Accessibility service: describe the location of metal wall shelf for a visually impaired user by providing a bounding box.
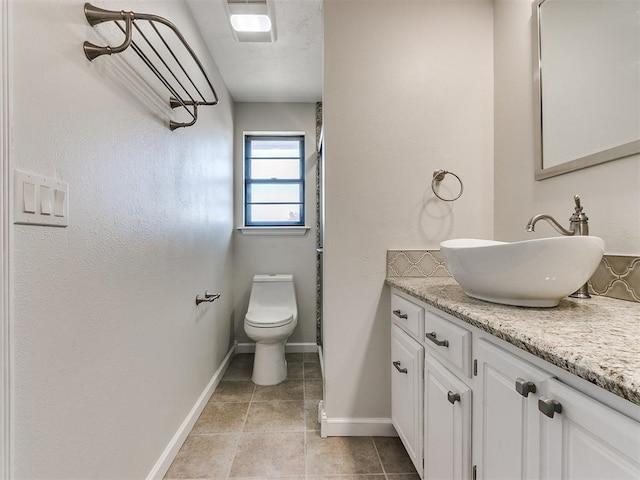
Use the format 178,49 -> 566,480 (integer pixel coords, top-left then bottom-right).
82,3 -> 219,130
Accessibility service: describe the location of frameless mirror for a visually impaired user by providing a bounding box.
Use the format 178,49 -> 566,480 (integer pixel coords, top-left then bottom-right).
534,0 -> 640,180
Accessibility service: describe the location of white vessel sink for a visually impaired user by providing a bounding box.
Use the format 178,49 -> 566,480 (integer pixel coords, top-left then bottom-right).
440,236 -> 605,307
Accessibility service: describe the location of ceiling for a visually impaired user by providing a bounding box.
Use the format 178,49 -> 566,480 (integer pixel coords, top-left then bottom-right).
187,0 -> 323,103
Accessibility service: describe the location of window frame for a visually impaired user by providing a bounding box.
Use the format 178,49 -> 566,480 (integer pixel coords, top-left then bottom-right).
243,133 -> 306,227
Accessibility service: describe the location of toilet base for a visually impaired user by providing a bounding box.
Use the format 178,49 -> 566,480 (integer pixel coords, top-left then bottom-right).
252,341 -> 287,386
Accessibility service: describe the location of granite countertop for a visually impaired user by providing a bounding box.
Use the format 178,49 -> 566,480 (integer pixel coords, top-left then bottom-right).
386,276 -> 640,407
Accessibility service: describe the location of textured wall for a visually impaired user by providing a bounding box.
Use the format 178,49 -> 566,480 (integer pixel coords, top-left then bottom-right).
232,103 -> 318,345
11,0 -> 234,477
493,0 -> 640,255
323,0 -> 494,421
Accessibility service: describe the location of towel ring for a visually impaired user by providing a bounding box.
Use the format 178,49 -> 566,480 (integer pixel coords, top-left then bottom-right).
431,169 -> 463,202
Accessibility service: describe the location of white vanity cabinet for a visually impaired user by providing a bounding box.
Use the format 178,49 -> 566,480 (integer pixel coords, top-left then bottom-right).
391,291 -> 473,480
391,325 -> 424,474
391,295 -> 425,475
474,338 -> 554,480
424,352 -> 472,480
474,336 -> 640,480
389,287 -> 640,480
423,308 -> 473,480
540,378 -> 640,479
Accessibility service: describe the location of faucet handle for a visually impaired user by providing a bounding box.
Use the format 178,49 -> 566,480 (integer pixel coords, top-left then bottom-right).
570,194 -> 589,231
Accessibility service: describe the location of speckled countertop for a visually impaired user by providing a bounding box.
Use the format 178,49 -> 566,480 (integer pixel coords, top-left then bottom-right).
386,276 -> 640,407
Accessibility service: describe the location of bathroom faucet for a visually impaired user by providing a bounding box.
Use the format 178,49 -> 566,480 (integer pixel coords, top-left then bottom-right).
525,195 -> 591,299
526,194 -> 589,237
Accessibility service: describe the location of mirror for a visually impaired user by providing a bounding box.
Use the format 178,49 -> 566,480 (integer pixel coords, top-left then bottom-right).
534,0 -> 640,180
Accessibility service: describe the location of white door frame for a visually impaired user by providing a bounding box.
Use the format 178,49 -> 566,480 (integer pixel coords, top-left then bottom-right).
1,0 -> 11,476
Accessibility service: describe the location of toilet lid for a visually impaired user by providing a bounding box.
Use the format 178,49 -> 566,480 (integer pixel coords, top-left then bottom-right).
245,307 -> 294,328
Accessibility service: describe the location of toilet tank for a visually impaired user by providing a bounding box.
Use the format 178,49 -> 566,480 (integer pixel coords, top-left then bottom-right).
249,274 -> 297,313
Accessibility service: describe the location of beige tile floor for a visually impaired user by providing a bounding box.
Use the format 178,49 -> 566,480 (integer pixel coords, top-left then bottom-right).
165,352 -> 419,480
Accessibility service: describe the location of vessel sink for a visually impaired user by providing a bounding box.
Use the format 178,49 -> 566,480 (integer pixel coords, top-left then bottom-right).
439,236 -> 605,307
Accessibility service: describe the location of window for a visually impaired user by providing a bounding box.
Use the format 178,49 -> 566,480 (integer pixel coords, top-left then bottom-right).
244,134 -> 305,226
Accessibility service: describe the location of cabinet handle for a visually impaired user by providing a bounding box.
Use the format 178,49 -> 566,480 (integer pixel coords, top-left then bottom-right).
447,391 -> 461,404
392,361 -> 408,374
426,332 -> 449,347
393,309 -> 408,319
515,378 -> 537,397
538,396 -> 562,418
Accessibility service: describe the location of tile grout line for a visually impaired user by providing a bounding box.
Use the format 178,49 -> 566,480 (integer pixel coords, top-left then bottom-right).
371,437 -> 389,479
223,362 -> 256,480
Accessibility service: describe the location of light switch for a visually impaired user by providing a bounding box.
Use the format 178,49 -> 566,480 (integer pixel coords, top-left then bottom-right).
23,182 -> 36,213
14,169 -> 68,227
40,186 -> 53,215
54,189 -> 66,217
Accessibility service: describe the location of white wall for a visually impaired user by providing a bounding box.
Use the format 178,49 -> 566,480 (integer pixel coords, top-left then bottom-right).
10,0 -> 234,477
494,0 -> 640,255
232,103 -> 318,345
323,0 -> 494,422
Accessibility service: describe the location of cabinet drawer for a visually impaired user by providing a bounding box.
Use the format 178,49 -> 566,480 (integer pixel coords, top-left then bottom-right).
391,293 -> 425,340
424,309 -> 472,376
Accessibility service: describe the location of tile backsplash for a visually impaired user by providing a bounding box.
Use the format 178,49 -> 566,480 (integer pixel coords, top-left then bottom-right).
590,255 -> 640,303
387,250 -> 451,278
387,249 -> 640,304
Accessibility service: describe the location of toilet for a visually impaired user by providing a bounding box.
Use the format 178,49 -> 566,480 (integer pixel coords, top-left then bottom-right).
244,274 -> 298,386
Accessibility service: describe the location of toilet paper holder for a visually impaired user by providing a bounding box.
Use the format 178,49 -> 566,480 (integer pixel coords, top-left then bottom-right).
195,291 -> 221,305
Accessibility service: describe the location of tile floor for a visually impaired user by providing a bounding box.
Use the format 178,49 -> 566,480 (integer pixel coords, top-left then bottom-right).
165,352 -> 419,480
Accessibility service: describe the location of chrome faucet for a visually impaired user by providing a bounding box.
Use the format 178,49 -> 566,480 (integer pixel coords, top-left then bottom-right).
525,195 -> 591,299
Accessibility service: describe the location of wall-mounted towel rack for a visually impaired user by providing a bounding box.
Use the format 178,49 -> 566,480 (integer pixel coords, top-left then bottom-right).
82,3 -> 219,130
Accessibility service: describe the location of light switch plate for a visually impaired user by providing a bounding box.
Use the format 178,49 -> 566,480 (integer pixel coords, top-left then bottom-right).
14,169 -> 68,227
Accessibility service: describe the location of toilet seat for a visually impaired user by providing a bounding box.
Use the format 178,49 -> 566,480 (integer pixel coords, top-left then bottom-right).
245,307 -> 293,328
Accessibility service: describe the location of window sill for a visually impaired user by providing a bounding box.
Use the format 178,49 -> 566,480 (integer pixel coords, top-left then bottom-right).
237,226 -> 311,236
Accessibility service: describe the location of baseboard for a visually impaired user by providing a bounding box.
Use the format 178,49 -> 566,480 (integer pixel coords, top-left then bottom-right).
146,344 -> 236,480
236,342 -> 318,354
319,407 -> 397,437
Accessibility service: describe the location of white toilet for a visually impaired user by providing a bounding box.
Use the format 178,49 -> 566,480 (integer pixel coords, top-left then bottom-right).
244,274 -> 298,386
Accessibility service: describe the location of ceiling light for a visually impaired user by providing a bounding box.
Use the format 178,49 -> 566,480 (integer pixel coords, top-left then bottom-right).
225,0 -> 277,43
230,14 -> 272,33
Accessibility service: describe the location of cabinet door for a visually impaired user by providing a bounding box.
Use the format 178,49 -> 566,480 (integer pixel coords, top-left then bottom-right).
391,324 -> 424,475
541,378 -> 640,480
475,339 -> 553,480
424,353 -> 471,480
